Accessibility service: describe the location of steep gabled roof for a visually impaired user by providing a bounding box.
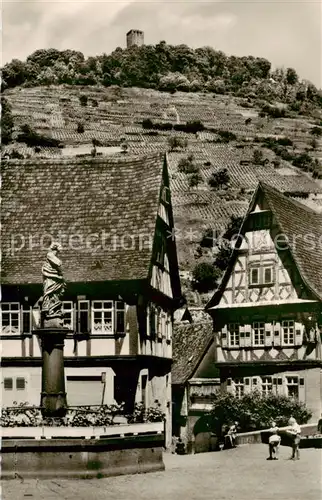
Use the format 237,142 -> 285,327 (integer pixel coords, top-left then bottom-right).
206,182 -> 322,309
1,154 -> 165,285
172,321 -> 214,385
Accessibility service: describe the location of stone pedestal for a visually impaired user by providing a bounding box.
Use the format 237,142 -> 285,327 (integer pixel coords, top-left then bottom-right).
34,328 -> 70,418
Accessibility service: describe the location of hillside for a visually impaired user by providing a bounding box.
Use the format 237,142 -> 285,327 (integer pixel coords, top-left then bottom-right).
2,84 -> 322,304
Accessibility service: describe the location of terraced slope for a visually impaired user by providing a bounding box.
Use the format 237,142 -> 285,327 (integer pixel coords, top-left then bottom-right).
3,85 -> 322,278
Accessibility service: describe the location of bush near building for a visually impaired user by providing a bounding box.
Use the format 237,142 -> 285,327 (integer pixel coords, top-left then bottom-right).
192,262 -> 220,292
207,391 -> 312,435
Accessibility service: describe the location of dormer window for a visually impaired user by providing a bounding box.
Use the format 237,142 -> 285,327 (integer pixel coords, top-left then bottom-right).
250,267 -> 260,285
249,264 -> 274,286
263,266 -> 273,284
161,186 -> 171,205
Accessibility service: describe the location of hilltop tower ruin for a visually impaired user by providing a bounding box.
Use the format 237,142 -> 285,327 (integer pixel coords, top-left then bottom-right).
126,29 -> 144,48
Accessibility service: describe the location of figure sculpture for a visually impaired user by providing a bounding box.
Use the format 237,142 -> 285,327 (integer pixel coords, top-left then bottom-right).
41,242 -> 66,328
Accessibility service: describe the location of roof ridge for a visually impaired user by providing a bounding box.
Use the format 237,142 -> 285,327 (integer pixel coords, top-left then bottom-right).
2,152 -> 165,166
259,181 -> 322,217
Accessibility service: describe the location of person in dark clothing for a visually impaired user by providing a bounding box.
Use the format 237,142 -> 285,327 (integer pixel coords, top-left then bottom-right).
317,413 -> 322,434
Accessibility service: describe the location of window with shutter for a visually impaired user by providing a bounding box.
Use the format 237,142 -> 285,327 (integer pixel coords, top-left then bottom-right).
16,378 -> 26,390
4,378 -> 13,390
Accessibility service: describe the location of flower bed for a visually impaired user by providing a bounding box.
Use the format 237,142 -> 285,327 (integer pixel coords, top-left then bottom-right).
0,401 -> 165,428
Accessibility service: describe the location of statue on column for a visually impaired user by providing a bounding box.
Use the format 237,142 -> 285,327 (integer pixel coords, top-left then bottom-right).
41,242 -> 66,328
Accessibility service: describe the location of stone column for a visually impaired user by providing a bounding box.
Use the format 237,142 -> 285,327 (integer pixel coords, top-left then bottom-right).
35,328 -> 68,417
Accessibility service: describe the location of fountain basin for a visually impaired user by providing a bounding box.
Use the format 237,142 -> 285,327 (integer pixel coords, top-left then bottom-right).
1,422 -> 165,479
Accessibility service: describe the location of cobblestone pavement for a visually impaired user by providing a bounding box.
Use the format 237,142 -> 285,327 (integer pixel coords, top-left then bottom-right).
1,445 -> 321,500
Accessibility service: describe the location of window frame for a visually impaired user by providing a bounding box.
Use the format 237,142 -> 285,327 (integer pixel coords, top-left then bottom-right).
249,267 -> 260,286
0,302 -> 20,334
253,321 -> 265,346
261,376 -> 273,396
91,300 -> 126,335
263,266 -> 274,285
286,376 -> 299,399
249,263 -> 275,287
62,301 -> 74,330
234,378 -> 245,399
282,320 -> 295,345
228,323 -> 240,347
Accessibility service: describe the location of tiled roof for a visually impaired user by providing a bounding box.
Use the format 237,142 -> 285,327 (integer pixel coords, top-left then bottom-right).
261,182 -> 322,301
1,154 -> 165,284
172,321 -> 214,385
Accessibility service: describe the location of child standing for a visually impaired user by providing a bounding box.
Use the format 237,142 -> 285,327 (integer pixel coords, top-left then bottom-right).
287,417 -> 301,460
267,421 -> 281,460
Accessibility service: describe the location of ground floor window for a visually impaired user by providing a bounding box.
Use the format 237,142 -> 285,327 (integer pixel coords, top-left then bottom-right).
261,376 -> 273,395
0,303 -> 20,334
286,376 -> 299,399
234,378 -> 244,399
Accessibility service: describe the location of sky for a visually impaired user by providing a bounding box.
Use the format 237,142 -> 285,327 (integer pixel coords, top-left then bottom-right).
2,0 -> 322,88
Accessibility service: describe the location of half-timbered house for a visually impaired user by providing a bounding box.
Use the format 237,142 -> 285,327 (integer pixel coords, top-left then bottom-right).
1,153 -> 181,446
206,182 -> 322,420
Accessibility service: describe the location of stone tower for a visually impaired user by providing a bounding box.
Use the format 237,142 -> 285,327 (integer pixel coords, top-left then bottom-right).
126,29 -> 144,48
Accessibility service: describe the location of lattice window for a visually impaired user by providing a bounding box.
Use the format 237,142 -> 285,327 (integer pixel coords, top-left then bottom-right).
91,301 -> 125,334
282,320 -> 295,345
234,378 -> 244,399
250,267 -> 260,285
228,323 -> 240,347
286,376 -> 299,399
263,266 -> 273,284
78,301 -> 90,333
62,301 -> 73,329
4,378 -> 13,390
0,303 -> 20,334
253,322 -> 265,346
261,376 -> 273,395
16,377 -> 26,390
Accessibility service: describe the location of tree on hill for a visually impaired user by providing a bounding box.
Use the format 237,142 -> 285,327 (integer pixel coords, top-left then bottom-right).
1,97 -> 14,145
208,168 -> 230,189
286,67 -> 298,85
192,262 -> 220,293
189,172 -> 203,188
310,126 -> 322,137
178,154 -> 199,174
168,136 -> 187,151
252,149 -> 264,165
2,45 -> 321,115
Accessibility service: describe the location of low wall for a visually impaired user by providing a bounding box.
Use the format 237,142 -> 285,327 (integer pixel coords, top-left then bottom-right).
1,421 -> 164,439
236,423 -> 318,446
1,434 -> 164,479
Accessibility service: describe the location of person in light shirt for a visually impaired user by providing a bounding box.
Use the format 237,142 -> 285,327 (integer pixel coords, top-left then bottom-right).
287,417 -> 301,460
267,421 -> 281,460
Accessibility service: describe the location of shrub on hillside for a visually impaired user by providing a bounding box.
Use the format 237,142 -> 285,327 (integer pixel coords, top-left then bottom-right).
215,130 -> 237,143
207,391 -> 312,435
252,149 -> 264,165
261,104 -> 286,118
168,136 -> 187,151
208,168 -> 230,189
79,94 -> 88,106
292,152 -> 313,171
189,172 -> 203,187
192,262 -> 220,293
17,124 -> 62,148
1,97 -> 14,144
77,122 -> 85,133
142,118 -> 154,129
310,126 -> 322,137
178,154 -> 199,174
